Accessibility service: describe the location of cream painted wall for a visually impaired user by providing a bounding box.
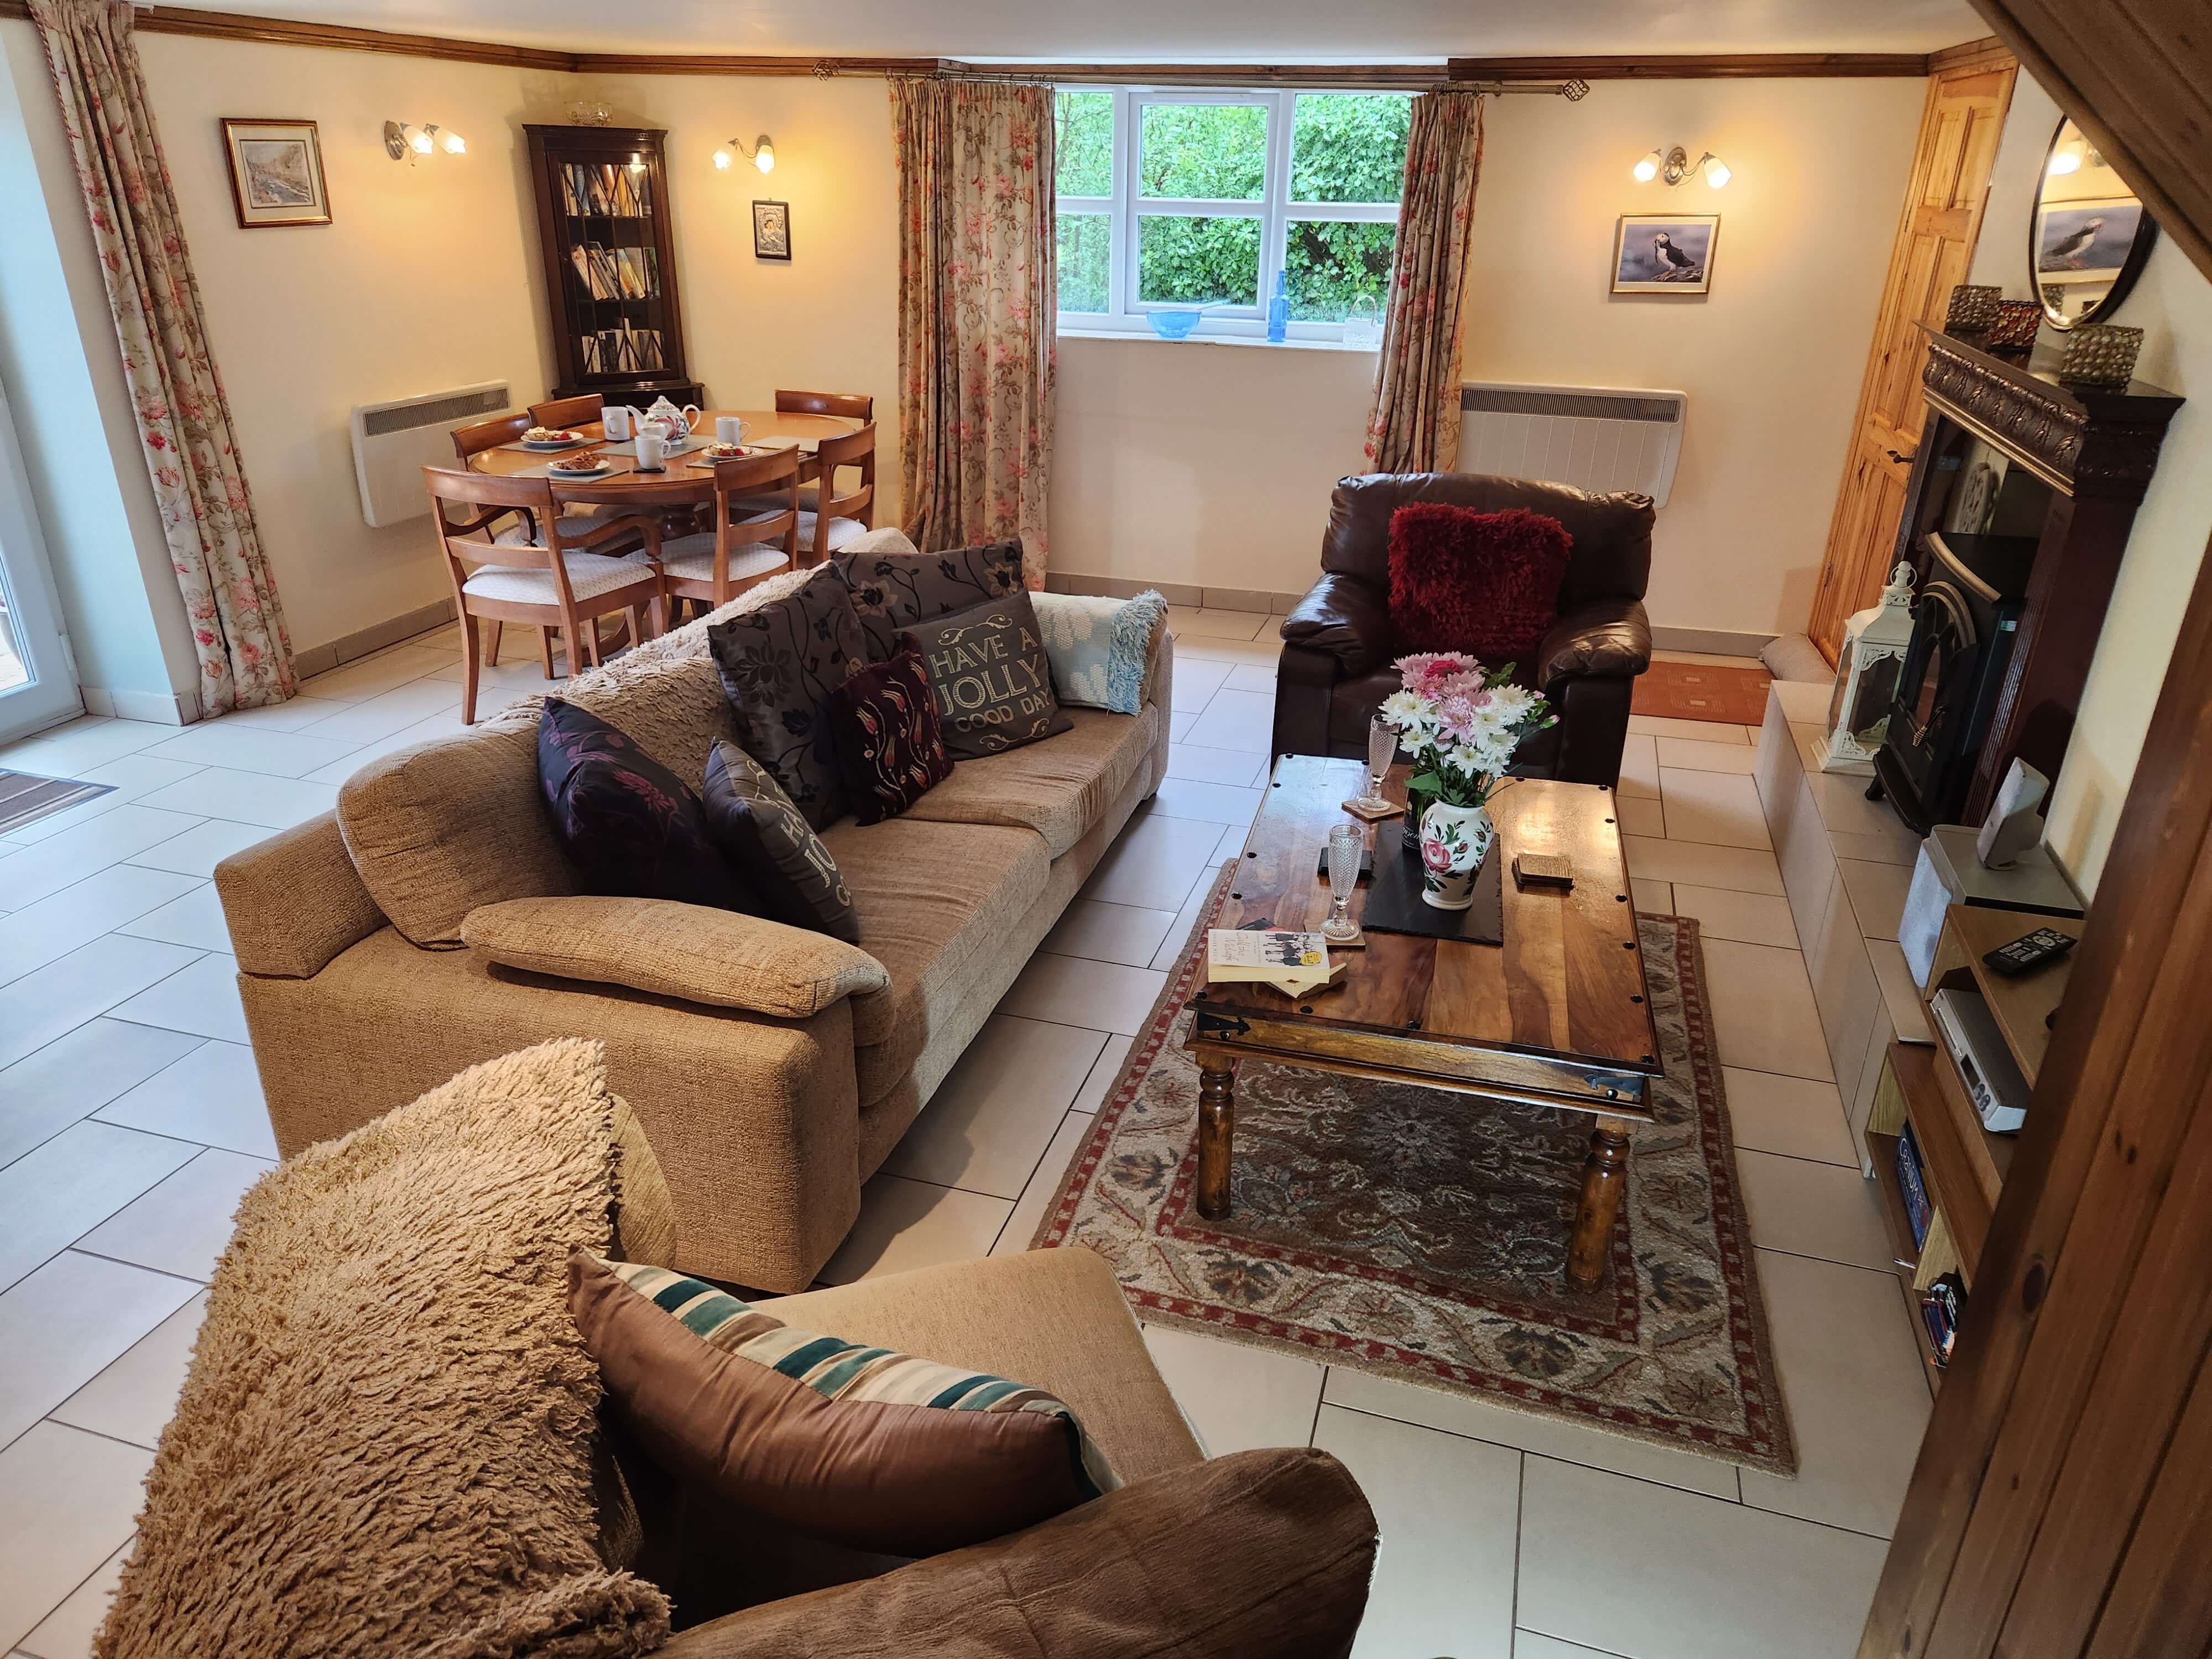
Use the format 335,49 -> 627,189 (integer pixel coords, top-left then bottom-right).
133,35 -> 561,658
1461,77 -> 1927,639
572,72 -> 903,522
6,37 -> 905,672
1051,333 -> 1374,598
1966,75 -> 2212,896
1048,77 -> 1928,633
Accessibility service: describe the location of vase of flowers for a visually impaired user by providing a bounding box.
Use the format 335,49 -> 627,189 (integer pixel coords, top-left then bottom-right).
1380,652 -> 1556,911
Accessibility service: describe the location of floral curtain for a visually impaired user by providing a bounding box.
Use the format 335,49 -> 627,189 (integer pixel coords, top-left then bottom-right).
1364,90 -> 1486,477
889,77 -> 1056,588
29,0 -> 295,712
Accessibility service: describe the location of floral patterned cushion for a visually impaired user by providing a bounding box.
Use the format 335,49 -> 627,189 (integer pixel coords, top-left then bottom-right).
535,701 -> 756,915
834,540 -> 1025,662
707,567 -> 868,832
828,637 -> 953,826
700,740 -> 860,943
909,592 -> 1073,760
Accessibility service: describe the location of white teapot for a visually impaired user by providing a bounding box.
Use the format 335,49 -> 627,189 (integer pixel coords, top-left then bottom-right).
638,397 -> 701,444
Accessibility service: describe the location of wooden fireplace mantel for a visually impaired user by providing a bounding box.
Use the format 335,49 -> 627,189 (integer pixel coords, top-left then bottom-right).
1902,326 -> 2182,822
1918,326 -> 2183,497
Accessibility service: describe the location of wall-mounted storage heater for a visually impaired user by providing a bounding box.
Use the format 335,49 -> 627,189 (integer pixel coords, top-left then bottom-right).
349,382 -> 512,528
1455,382 -> 1688,508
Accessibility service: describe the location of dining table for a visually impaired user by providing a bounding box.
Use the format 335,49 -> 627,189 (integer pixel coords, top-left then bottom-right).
466,406 -> 863,508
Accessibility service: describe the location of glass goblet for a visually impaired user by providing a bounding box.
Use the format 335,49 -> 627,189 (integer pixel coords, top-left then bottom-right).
1360,714 -> 1399,812
1323,822 -> 1363,943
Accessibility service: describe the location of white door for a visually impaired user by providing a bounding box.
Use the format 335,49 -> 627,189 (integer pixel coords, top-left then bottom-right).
0,375 -> 82,745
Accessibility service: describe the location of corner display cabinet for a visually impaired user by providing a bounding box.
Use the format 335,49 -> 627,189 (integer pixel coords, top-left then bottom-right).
524,125 -> 703,408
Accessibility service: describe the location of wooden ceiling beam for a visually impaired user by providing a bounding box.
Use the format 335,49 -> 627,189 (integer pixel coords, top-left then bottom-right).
0,3 -> 1996,84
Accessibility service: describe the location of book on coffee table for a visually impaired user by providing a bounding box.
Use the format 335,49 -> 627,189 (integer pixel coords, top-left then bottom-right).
1206,929 -> 1335,996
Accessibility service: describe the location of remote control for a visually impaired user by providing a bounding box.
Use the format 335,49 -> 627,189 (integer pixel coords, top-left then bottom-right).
1983,926 -> 2076,977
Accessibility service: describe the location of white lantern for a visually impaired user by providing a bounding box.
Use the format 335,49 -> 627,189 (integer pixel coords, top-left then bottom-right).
1822,561 -> 1916,772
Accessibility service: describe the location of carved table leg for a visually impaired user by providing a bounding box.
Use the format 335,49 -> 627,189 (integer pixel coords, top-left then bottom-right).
1567,1121 -> 1634,1290
1196,1057 -> 1238,1220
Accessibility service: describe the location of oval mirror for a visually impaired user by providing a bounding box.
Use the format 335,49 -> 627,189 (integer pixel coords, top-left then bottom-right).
2031,116 -> 2158,330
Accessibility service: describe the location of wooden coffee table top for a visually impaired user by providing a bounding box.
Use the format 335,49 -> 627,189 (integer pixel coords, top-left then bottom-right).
1199,756 -> 1662,1083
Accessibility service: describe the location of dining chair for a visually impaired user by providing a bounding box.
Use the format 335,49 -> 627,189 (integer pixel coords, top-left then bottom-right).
528,393 -> 605,431
421,466 -> 666,723
448,411 -> 541,667
739,392 -> 874,517
775,389 -> 874,422
649,449 -> 801,620
795,422 -> 877,564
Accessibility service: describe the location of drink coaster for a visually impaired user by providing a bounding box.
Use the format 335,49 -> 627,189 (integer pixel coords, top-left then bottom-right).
1342,796 -> 1402,823
1321,926 -> 1367,949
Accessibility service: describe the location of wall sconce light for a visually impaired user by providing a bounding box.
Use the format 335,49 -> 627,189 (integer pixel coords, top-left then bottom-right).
713,134 -> 776,175
1633,145 -> 1730,189
384,121 -> 466,161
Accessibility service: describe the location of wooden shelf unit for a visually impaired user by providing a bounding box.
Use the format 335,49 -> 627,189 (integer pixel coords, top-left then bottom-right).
1865,903 -> 2080,1377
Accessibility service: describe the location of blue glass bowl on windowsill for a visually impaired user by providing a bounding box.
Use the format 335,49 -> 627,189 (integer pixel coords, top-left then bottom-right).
1147,308 -> 1205,340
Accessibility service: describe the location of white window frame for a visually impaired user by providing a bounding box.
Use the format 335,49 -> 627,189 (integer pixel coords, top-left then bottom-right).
1053,85 -> 1405,343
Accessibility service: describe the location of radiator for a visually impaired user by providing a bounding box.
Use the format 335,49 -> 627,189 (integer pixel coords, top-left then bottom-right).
349,381 -> 511,528
1455,382 -> 1688,508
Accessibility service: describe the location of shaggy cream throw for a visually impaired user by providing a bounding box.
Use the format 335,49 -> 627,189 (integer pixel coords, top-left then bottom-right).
95,1039 -> 672,1659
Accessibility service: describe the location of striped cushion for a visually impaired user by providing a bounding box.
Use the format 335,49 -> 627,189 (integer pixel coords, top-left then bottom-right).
572,1252 -> 1120,1554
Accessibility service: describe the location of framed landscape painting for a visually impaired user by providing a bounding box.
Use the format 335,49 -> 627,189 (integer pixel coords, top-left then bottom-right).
221,119 -> 330,228
1613,213 -> 1718,295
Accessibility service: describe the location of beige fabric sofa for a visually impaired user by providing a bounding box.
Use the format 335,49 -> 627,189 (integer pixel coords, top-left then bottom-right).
218,571 -> 1173,1292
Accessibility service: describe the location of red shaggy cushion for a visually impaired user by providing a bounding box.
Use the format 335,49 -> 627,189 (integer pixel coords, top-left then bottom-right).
1387,503 -> 1574,667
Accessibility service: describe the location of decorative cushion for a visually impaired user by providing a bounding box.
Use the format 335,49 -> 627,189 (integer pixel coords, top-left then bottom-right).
655,533 -> 790,587
834,539 -> 1025,661
92,1041 -> 672,1659
462,895 -> 885,1017
706,566 -> 867,831
909,592 -> 1072,760
1387,503 -> 1574,664
569,1251 -> 1120,1558
700,739 -> 861,942
1032,590 -> 1166,715
536,700 -> 757,914
465,550 -> 649,604
828,636 -> 953,825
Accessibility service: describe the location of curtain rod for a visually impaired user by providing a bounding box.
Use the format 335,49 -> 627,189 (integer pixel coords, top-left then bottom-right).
906,67 -> 1590,99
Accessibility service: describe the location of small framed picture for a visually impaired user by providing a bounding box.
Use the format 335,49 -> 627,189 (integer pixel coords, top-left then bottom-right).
1612,213 -> 1718,295
2034,195 -> 2145,287
220,118 -> 330,228
752,199 -> 791,262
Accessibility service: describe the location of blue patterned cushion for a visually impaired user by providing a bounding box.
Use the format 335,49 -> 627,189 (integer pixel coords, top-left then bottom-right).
1032,591 -> 1166,715
535,700 -> 755,914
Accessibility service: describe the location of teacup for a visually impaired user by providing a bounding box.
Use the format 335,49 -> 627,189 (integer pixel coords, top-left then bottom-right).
715,415 -> 747,446
634,432 -> 667,471
602,405 -> 634,441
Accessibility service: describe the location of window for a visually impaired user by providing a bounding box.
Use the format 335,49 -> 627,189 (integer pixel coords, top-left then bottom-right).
1054,87 -> 1410,342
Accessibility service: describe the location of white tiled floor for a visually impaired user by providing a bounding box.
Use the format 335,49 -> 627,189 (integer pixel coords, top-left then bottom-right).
0,622 -> 1923,1657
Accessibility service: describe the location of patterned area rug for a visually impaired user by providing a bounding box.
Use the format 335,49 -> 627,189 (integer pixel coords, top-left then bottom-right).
0,769 -> 112,835
1032,869 -> 1797,1476
1631,659 -> 1773,726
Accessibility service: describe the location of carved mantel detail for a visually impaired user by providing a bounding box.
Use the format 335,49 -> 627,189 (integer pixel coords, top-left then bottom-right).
1922,331 -> 2177,496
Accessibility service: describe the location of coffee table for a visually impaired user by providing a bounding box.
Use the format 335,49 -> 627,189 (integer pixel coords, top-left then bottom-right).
1186,755 -> 1662,1290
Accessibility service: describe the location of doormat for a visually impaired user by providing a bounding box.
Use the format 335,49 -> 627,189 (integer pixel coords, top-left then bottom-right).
0,769 -> 112,835
1030,866 -> 1797,1476
1632,660 -> 1773,726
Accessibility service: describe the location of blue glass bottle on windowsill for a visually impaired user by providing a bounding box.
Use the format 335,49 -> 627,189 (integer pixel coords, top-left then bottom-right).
1267,269 -> 1288,343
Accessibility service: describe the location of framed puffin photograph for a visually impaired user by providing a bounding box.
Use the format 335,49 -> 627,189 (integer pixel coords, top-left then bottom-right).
1613,214 -> 1719,295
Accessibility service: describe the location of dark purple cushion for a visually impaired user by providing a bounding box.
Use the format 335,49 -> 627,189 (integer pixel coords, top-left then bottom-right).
536,700 -> 757,914
829,636 -> 953,826
834,541 -> 1025,662
707,567 -> 868,832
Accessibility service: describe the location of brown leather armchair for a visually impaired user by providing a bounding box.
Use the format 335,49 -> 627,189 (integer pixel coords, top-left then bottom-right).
1272,473 -> 1655,786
